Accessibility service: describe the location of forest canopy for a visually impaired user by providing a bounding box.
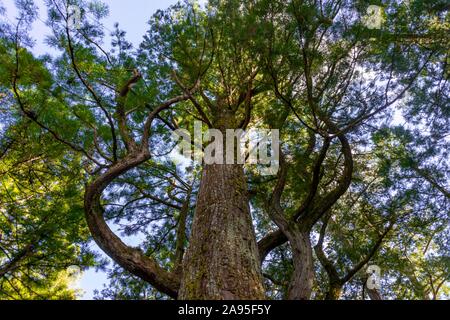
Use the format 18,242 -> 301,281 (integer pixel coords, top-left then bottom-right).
0,0 -> 449,300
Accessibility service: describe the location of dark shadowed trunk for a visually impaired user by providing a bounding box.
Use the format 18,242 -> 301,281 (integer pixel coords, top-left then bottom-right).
367,288 -> 382,300
179,164 -> 265,299
325,283 -> 343,300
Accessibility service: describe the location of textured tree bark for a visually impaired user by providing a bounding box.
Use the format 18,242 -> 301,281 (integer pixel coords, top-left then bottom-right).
286,230 -> 314,300
179,164 -> 265,300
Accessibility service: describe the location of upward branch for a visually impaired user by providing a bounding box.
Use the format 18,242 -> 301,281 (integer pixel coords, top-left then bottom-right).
83,86 -> 190,298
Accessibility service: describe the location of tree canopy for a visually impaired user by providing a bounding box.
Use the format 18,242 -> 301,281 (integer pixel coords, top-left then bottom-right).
0,0 -> 448,300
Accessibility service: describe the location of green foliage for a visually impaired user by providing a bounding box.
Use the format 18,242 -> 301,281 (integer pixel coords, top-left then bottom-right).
0,0 -> 448,300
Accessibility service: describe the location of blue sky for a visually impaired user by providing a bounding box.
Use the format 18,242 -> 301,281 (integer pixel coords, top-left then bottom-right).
1,0 -> 194,300
2,0 -> 183,54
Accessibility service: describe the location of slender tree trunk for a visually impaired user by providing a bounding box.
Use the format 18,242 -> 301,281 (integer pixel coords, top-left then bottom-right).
269,156 -> 315,300
287,230 -> 314,300
367,288 -> 382,300
325,283 -> 343,300
179,164 -> 265,300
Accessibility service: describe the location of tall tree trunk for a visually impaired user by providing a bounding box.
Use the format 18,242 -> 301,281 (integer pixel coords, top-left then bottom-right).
179,108 -> 265,299
179,164 -> 265,300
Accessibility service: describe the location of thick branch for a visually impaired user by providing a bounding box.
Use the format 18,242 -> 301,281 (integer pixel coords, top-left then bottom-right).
84,151 -> 180,298
257,229 -> 288,264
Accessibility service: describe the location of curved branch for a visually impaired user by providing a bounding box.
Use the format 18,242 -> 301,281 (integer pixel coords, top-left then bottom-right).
294,137 -> 331,221
313,214 -> 341,285
268,153 -> 315,300
258,229 -> 288,264
142,94 -> 191,147
334,51 -> 435,137
84,95 -> 190,299
62,12 -> 118,162
301,131 -> 353,228
84,151 -> 180,298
